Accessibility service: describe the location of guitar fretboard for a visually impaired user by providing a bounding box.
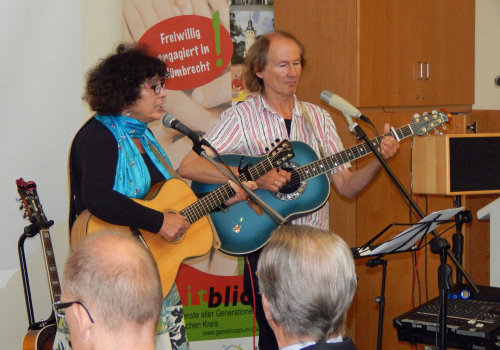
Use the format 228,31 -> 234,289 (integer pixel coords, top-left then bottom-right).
40,229 -> 61,305
295,122 -> 421,181
180,158 -> 275,223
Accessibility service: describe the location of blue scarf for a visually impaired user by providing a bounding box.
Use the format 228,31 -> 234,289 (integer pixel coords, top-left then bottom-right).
95,114 -> 172,198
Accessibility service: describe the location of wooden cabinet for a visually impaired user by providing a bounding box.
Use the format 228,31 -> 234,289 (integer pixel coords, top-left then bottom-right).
359,0 -> 474,107
274,1 -> 475,349
275,0 -> 475,108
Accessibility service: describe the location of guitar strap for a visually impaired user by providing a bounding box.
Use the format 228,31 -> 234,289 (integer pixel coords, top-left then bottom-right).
299,101 -> 327,159
147,140 -> 221,249
147,139 -> 180,180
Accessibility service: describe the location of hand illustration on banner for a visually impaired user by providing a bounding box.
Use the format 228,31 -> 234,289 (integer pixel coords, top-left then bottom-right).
123,0 -> 231,166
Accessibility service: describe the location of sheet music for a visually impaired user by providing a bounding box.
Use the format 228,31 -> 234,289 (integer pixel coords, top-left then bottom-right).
357,207 -> 464,257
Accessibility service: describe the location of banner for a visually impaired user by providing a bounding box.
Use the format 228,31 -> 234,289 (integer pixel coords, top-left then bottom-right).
122,1 -> 274,348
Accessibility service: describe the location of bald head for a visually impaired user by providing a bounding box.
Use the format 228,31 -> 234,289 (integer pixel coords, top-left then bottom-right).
63,233 -> 162,330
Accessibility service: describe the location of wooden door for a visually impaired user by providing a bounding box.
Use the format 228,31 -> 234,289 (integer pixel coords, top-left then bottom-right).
358,0 -> 423,107
359,0 -> 475,107
420,0 -> 475,105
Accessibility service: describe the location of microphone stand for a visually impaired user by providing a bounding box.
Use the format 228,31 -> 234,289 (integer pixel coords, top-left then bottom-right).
366,257 -> 387,350
347,119 -> 478,350
451,196 -> 472,284
190,142 -> 288,227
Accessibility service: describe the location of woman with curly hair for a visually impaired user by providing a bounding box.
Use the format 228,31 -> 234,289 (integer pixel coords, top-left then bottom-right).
54,44 -> 248,350
50,43 -> 189,350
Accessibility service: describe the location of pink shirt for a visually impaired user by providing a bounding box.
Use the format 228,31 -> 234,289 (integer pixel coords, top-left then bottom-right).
205,94 -> 350,230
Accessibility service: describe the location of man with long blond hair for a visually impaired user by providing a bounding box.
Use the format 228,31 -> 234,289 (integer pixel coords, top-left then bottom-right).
178,31 -> 398,349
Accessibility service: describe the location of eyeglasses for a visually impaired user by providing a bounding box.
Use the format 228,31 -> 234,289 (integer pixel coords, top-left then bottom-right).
54,301 -> 95,323
139,80 -> 166,95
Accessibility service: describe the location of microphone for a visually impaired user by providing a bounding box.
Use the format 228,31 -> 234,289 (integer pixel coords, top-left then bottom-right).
320,90 -> 371,124
161,113 -> 210,147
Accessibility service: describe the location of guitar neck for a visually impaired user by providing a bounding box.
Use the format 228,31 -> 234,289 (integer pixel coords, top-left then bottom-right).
40,229 -> 61,307
297,124 -> 415,181
181,157 -> 275,223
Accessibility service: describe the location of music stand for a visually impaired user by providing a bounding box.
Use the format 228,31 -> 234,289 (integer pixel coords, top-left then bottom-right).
352,207 -> 463,350
348,118 -> 477,350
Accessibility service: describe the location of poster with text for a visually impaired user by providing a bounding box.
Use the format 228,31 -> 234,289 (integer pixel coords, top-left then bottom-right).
122,2 -> 274,349
123,0 -> 233,167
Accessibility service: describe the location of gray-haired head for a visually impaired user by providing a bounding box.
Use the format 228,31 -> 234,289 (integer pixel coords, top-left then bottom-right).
257,225 -> 357,342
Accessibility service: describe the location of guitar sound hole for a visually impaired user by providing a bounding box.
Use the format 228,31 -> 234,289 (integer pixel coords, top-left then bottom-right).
270,162 -> 305,201
279,169 -> 300,194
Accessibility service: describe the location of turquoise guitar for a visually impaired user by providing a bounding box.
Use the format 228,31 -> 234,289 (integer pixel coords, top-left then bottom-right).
192,111 -> 449,254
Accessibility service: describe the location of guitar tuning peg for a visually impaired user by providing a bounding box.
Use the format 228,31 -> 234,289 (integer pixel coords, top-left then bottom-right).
441,125 -> 447,130
275,138 -> 280,142
434,129 -> 439,135
265,147 -> 269,152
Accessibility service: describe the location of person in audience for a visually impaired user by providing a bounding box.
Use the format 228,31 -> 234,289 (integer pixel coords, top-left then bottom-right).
257,225 -> 358,350
54,232 -> 162,350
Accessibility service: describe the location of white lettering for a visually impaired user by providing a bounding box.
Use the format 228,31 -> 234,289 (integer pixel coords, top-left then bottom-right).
158,28 -> 201,45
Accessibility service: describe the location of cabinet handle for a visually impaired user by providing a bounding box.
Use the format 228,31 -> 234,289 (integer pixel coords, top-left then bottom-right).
424,61 -> 429,80
417,61 -> 423,80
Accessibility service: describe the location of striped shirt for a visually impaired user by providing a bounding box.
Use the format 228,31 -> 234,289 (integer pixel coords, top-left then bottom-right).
204,94 -> 350,230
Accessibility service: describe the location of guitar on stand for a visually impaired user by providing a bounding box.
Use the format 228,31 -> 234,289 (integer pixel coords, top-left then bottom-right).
16,178 -> 61,350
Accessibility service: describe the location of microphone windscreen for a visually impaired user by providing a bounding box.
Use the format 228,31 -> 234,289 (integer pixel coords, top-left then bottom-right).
320,90 -> 334,103
161,113 -> 176,128
321,91 -> 361,117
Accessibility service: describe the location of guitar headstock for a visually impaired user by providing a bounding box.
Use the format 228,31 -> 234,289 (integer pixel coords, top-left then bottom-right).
16,178 -> 50,230
267,139 -> 295,168
411,110 -> 449,136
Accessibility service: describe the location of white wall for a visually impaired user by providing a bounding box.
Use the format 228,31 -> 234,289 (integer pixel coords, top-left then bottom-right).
0,1 -> 121,348
474,0 -> 500,109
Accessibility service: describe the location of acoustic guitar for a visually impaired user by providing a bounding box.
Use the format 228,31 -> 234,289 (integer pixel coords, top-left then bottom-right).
192,111 -> 450,254
70,140 -> 294,297
17,178 -> 60,350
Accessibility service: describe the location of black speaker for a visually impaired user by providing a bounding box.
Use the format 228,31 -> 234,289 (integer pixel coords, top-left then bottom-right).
449,136 -> 500,193
412,133 -> 500,195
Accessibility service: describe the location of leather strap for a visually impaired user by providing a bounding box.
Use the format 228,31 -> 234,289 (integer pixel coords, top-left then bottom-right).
299,101 -> 327,158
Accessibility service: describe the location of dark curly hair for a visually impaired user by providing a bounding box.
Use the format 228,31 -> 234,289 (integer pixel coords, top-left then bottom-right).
84,44 -> 167,116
